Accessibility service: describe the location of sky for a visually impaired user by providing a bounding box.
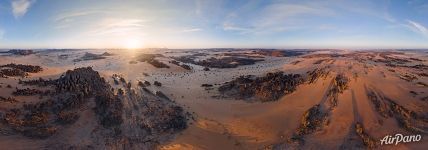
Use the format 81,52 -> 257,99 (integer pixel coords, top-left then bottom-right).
0,0 -> 428,49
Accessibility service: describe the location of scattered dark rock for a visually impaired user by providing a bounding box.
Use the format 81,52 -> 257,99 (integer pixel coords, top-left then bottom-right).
12,88 -> 45,96
155,91 -> 170,100
0,96 -> 18,103
144,81 -> 151,86
203,67 -> 210,71
421,96 -> 428,101
291,60 -> 301,65
201,84 -> 213,87
416,82 -> 428,87
154,81 -> 162,87
399,73 -> 418,82
19,77 -> 56,87
138,81 -> 145,87
355,123 -> 376,149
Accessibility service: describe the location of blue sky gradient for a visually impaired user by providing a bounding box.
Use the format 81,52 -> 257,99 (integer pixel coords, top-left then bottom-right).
0,0 -> 427,49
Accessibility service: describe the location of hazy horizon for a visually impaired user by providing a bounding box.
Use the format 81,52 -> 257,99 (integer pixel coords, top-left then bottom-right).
1,0 -> 428,49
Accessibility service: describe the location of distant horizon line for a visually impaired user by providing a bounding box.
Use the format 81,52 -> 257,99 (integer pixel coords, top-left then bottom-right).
1,47 -> 428,51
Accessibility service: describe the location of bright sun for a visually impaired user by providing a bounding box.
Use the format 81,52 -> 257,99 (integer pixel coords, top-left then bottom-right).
123,38 -> 143,49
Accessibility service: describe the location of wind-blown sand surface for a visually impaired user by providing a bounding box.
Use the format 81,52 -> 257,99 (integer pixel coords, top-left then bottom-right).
0,49 -> 427,149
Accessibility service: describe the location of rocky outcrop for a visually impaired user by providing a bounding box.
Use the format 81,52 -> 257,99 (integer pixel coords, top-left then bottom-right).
306,68 -> 330,84
136,54 -> 170,68
327,74 -> 349,108
296,104 -> 327,136
219,71 -> 304,102
366,88 -> 428,134
1,67 -> 121,139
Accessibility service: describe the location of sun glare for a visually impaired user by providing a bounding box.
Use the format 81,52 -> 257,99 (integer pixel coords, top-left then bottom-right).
123,38 -> 143,49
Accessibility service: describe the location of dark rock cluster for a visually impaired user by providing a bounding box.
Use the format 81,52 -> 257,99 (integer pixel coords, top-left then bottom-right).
19,78 -> 56,87
292,104 -> 327,144
218,71 -> 304,102
1,64 -> 43,73
173,54 -> 264,68
138,80 -> 151,87
154,81 -> 162,87
306,68 -> 330,84
252,50 -> 308,57
12,88 -> 49,96
199,57 -> 263,68
0,96 -> 18,103
73,52 -> 109,62
1,50 -> 35,55
0,63 -> 43,78
355,123 -> 377,148
327,74 -> 349,108
136,54 -> 170,68
0,68 -> 27,77
169,60 -> 192,70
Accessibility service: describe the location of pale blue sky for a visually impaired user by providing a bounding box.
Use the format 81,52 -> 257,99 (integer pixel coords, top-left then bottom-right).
0,0 -> 427,49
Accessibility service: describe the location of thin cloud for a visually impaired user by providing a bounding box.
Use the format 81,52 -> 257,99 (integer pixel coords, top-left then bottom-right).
222,3 -> 335,34
406,20 -> 428,37
181,28 -> 202,33
222,22 -> 251,32
11,0 -> 35,19
89,19 -> 146,36
54,10 -> 108,22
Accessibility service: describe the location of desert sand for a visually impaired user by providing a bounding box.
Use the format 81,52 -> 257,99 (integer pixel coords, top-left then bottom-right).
0,49 -> 427,150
